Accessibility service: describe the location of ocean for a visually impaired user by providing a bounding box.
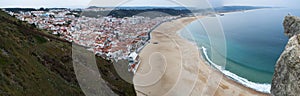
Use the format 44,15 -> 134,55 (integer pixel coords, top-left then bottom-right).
180,8 -> 300,93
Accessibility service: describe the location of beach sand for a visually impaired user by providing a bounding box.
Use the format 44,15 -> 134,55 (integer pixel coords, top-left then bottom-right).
133,17 -> 270,96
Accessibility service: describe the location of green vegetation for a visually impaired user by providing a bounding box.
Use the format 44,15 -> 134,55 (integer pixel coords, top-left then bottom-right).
0,10 -> 84,96
0,10 -> 136,96
96,58 -> 136,96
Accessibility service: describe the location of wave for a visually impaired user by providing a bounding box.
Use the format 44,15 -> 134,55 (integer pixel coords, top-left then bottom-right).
201,46 -> 271,93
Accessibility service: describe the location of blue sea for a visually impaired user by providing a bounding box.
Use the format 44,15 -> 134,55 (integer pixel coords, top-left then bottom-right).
180,8 -> 300,93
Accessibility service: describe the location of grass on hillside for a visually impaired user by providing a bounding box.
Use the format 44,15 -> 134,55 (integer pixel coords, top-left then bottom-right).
0,10 -> 136,96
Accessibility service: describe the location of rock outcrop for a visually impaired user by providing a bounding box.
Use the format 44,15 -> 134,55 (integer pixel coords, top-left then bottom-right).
271,16 -> 300,96
283,15 -> 300,38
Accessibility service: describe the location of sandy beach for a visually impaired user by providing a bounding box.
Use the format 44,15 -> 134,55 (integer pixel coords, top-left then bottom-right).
133,16 -> 270,96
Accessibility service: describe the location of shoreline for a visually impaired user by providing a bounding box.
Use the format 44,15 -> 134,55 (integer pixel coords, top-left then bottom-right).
178,27 -> 271,93
199,46 -> 271,94
134,16 -> 271,96
175,17 -> 271,95
199,46 -> 271,93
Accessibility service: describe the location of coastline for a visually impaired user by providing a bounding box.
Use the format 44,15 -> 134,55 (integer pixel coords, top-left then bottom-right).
199,46 -> 271,93
133,16 -> 270,96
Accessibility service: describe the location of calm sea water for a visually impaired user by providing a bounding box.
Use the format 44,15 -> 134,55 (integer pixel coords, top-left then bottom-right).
180,8 -> 300,88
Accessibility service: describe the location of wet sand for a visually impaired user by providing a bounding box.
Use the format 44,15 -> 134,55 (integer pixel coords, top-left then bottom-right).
133,17 -> 270,96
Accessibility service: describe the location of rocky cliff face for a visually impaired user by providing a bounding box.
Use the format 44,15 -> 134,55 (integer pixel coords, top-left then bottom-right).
271,16 -> 300,96
283,16 -> 300,38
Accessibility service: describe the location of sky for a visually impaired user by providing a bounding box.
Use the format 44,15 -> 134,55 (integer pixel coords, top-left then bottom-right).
0,0 -> 299,9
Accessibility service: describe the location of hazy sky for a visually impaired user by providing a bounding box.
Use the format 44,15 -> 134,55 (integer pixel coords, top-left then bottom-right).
0,0 -> 299,8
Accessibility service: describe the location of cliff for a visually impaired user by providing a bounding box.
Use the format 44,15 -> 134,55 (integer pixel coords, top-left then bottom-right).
271,15 -> 300,96
283,15 -> 300,37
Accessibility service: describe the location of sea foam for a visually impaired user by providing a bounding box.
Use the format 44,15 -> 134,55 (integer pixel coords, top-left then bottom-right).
201,46 -> 271,93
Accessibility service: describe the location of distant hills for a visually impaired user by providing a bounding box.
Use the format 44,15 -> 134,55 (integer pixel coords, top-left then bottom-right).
87,6 -> 191,10
214,6 -> 271,12
87,6 -> 270,10
81,6 -> 270,18
3,6 -> 270,18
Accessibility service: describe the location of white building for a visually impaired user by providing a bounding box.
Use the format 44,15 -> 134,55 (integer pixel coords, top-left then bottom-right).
128,52 -> 141,74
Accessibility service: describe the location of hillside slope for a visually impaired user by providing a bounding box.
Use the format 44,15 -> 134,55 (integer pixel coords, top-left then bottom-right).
0,10 -> 84,95
0,10 -> 135,96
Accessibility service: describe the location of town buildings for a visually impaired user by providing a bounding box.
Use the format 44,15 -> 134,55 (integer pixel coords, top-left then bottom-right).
6,9 -> 180,73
